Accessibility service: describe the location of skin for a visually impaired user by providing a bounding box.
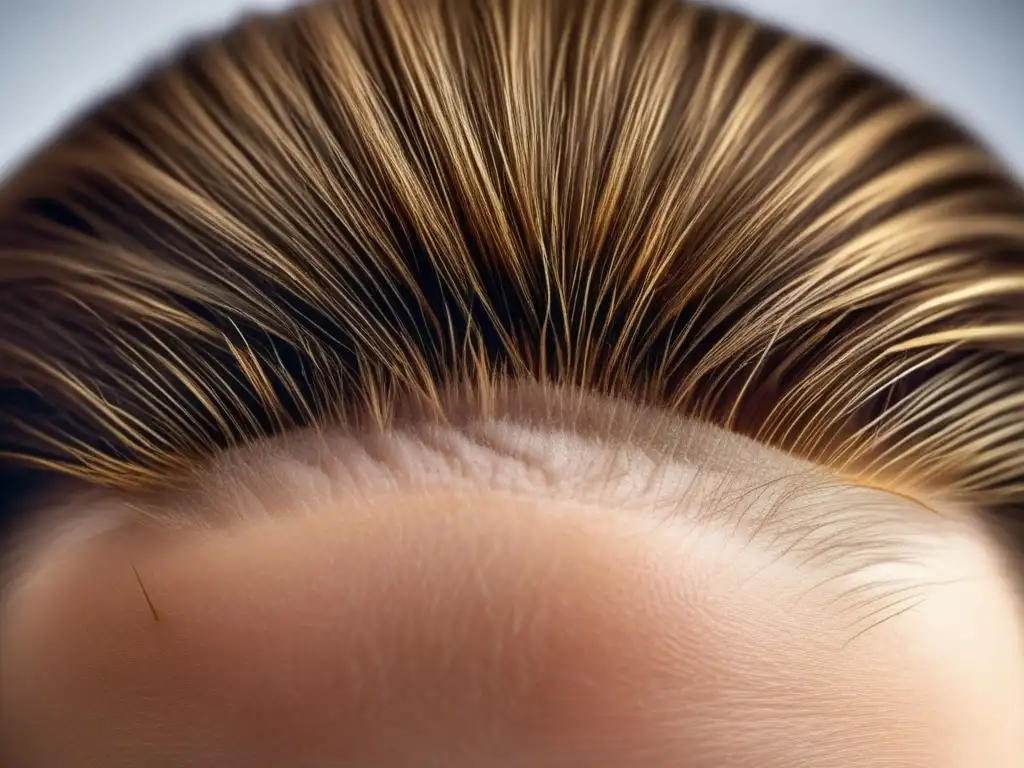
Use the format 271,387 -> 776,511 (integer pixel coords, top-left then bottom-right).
2,388 -> 1023,766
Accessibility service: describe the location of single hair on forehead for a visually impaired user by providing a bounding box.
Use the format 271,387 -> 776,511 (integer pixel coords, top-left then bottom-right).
0,0 -> 1022,531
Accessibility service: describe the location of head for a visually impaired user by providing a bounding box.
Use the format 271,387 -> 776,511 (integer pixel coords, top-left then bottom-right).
1,0 -> 1023,765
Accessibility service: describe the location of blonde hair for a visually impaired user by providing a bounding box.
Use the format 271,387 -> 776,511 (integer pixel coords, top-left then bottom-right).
0,0 -> 1022,520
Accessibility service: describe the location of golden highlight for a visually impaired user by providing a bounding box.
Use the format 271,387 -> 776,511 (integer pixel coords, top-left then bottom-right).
0,0 -> 1022,518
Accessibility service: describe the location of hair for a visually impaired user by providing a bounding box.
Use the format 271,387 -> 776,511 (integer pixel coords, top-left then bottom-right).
0,0 -> 1022,534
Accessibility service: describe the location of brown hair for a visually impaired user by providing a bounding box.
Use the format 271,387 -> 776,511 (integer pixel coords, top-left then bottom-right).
0,0 -> 1022,526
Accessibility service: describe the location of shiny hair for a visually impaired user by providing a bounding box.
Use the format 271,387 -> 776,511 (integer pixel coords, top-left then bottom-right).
0,0 -> 1022,523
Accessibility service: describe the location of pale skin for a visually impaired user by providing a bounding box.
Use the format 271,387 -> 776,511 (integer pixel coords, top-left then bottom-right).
2,386 -> 1023,766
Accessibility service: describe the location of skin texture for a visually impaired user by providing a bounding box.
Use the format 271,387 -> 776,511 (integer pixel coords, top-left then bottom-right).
3,391 -> 1024,767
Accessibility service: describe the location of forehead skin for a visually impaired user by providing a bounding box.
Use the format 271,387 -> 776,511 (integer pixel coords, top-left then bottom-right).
2,408 -> 1023,767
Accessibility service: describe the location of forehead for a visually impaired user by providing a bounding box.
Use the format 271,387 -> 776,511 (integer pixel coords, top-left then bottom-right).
2,408 -> 1023,765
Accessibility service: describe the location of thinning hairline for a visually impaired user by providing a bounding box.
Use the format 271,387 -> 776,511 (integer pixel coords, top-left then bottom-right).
2,382 -> 968,582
